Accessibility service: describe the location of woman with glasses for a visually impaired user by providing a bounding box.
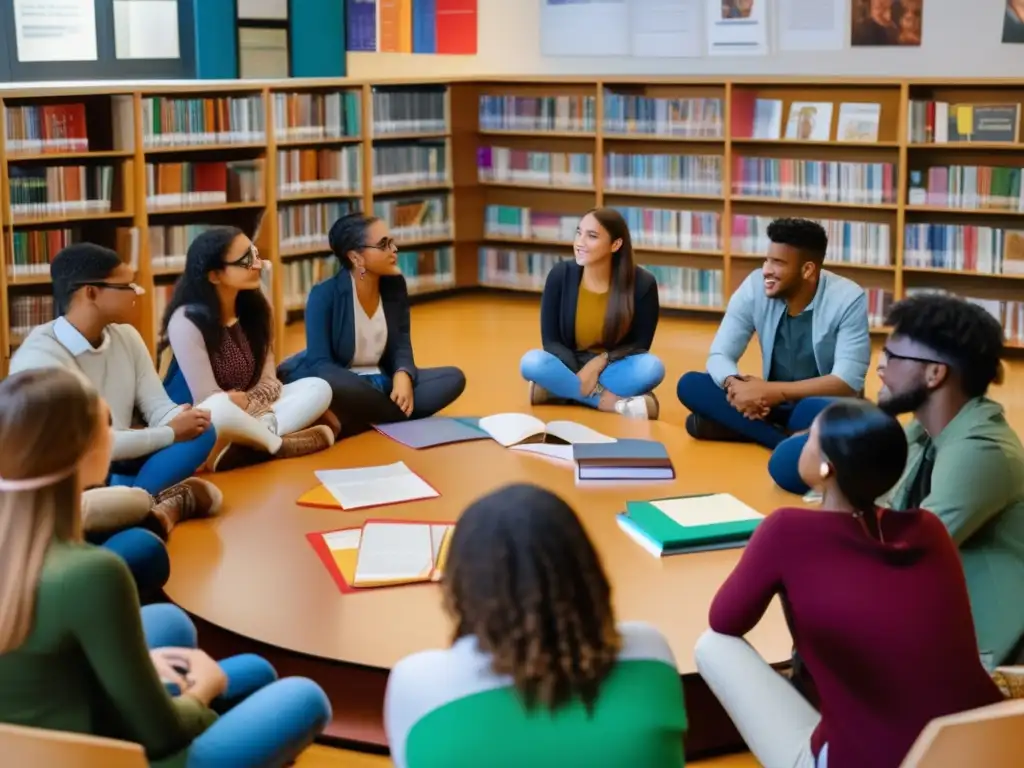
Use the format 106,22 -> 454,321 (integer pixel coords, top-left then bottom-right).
278,213 -> 465,434
695,399 -> 1002,768
160,227 -> 335,472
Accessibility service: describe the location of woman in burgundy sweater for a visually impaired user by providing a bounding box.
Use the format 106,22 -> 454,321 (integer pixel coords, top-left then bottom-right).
696,399 -> 1002,768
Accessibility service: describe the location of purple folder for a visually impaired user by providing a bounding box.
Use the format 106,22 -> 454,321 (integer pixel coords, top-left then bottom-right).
372,417 -> 489,449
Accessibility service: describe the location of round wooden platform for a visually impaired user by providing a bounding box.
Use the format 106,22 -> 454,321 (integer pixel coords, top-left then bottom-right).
165,406 -> 799,751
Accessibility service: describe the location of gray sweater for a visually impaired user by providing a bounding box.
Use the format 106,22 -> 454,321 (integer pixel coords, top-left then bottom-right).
9,318 -> 182,460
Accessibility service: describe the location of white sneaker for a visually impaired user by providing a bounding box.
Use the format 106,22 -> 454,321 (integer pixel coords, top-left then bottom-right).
615,396 -> 651,420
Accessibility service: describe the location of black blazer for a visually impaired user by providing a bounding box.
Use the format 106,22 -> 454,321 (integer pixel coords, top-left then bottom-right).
278,271 -> 418,382
540,260 -> 659,373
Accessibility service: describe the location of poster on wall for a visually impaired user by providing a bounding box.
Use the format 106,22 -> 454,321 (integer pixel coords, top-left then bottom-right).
13,0 -> 99,62
630,0 -> 703,58
1003,1 -> 1024,43
850,0 -> 922,46
541,0 -> 631,57
778,0 -> 845,51
706,0 -> 768,56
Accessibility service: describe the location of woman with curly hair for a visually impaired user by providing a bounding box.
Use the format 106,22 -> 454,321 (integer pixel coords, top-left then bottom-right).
384,483 -> 687,767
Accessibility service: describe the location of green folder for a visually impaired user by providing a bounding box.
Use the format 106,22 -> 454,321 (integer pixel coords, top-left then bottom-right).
620,493 -> 763,556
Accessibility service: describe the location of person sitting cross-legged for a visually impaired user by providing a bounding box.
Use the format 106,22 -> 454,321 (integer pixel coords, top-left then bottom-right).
676,218 -> 871,488
519,208 -> 665,420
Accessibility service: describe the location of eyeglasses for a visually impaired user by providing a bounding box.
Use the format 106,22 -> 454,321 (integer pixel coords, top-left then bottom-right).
224,244 -> 262,269
363,238 -> 398,252
74,281 -> 145,295
881,346 -> 944,366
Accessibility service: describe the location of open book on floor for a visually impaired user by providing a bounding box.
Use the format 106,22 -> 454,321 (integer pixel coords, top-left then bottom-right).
617,493 -> 764,557
309,461 -> 439,510
573,439 -> 674,480
477,412 -> 615,462
372,416 -> 489,449
307,520 -> 454,593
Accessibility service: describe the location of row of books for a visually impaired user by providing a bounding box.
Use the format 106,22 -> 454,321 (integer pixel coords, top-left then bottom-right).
272,91 -> 362,141
732,214 -> 893,266
906,102 -> 1020,145
371,88 -> 446,134
605,152 -> 722,196
4,103 -> 89,154
150,224 -> 214,272
644,264 -> 723,308
145,160 -> 264,209
141,96 -> 266,146
602,94 -> 724,138
283,257 -> 341,309
280,201 -> 358,254
904,224 -> 1024,275
8,295 -> 54,340
477,147 -> 593,188
372,143 -> 447,190
374,196 -> 451,242
8,166 -> 116,219
478,95 -> 597,133
907,165 -> 1024,212
277,147 -> 362,196
483,205 -> 579,243
733,158 -> 897,205
733,98 -> 882,143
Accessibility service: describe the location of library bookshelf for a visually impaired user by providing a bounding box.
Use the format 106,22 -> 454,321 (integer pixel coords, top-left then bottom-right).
3,76 -> 1024,377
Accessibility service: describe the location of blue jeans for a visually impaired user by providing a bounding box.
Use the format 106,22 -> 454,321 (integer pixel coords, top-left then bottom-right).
676,372 -> 833,494
92,528 -> 170,598
110,429 -> 217,496
519,349 -> 665,408
140,604 -> 331,767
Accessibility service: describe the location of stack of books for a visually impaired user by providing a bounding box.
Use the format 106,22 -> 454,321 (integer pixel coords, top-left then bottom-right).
617,493 -> 763,557
573,439 -> 675,480
308,519 -> 454,593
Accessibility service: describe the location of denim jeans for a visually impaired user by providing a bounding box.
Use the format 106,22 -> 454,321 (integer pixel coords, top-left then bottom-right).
109,428 -> 218,496
91,528 -> 170,598
140,604 -> 331,767
519,349 -> 665,408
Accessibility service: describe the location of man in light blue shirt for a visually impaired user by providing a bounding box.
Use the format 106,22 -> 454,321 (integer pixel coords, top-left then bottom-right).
676,218 -> 871,492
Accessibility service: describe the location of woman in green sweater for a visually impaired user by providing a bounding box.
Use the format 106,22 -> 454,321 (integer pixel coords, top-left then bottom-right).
384,483 -> 688,767
0,368 -> 331,767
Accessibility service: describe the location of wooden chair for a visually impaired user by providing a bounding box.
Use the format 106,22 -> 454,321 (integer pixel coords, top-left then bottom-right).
0,723 -> 147,768
900,698 -> 1024,767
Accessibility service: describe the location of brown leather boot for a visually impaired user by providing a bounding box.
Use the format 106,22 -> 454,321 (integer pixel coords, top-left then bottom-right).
276,425 -> 335,459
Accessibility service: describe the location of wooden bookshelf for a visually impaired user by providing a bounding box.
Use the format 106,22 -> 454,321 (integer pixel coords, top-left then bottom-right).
3,76 -> 1024,377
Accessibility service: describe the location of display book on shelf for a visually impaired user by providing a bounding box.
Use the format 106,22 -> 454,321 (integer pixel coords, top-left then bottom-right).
3,77 -> 1024,379
0,80 -> 461,378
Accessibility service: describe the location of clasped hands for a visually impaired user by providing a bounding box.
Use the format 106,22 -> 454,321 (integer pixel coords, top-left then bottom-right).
725,375 -> 784,420
577,354 -> 609,397
150,648 -> 227,706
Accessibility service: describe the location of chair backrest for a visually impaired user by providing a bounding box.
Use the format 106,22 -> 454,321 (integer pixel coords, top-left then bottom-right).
899,698 -> 1024,767
0,723 -> 148,768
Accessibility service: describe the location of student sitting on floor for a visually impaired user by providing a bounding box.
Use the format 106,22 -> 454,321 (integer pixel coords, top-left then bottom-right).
161,227 -> 335,471
384,483 -> 687,768
696,399 -> 1004,768
9,243 -> 223,595
278,212 -> 466,435
0,368 -> 332,768
519,208 -> 665,419
676,218 -> 870,474
835,294 -> 1021,667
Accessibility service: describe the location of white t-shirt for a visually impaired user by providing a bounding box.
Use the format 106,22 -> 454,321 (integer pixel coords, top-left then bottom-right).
350,273 -> 389,375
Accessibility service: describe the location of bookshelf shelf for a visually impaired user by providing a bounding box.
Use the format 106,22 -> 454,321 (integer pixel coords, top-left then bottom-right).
3,75 -> 1024,378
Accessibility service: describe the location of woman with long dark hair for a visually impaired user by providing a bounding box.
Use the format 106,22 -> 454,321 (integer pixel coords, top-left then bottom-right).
278,212 -> 465,434
160,227 -> 334,471
519,208 -> 664,419
0,368 -> 332,767
384,483 -> 687,767
696,399 -> 1003,768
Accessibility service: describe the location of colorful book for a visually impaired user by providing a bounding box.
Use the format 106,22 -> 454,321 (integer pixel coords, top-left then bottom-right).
312,461 -> 439,510
617,493 -> 763,557
373,416 -> 488,449
307,519 -> 454,592
573,439 -> 674,481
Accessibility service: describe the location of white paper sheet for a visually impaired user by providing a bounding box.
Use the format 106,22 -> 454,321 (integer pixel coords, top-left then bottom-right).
354,522 -> 433,583
706,0 -> 768,56
653,493 -> 762,527
510,443 -> 574,462
544,420 -> 616,444
630,0 -> 704,58
14,0 -> 99,62
322,528 -> 361,551
315,461 -> 438,510
778,0 -> 845,52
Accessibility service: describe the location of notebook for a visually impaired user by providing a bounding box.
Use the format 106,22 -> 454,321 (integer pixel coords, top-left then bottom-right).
313,461 -> 439,510
307,519 -> 454,592
617,493 -> 763,557
573,439 -> 674,480
477,412 -> 615,449
373,416 -> 489,449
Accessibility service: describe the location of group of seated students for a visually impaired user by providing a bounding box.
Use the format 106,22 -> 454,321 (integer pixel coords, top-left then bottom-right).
0,206 -> 1021,766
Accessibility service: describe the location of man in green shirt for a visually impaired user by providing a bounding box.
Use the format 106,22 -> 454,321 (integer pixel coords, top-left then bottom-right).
878,293 -> 1024,666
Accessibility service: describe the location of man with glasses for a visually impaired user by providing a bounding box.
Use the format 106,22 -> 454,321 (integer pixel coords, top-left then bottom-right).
9,244 -> 222,591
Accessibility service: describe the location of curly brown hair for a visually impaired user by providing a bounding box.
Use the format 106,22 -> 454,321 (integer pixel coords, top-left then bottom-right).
442,483 -> 622,712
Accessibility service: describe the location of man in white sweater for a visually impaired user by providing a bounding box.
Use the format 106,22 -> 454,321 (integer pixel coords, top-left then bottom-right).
9,244 -> 221,578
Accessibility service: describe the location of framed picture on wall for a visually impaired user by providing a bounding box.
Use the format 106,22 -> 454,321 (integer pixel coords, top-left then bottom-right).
1004,1 -> 1024,43
851,0 -> 923,47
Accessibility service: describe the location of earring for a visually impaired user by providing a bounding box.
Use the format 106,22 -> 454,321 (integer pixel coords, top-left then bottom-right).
819,461 -> 831,479
359,267 -> 366,280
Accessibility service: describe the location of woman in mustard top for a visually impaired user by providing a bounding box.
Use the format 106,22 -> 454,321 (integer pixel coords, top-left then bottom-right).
519,208 -> 665,420
0,368 -> 330,767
